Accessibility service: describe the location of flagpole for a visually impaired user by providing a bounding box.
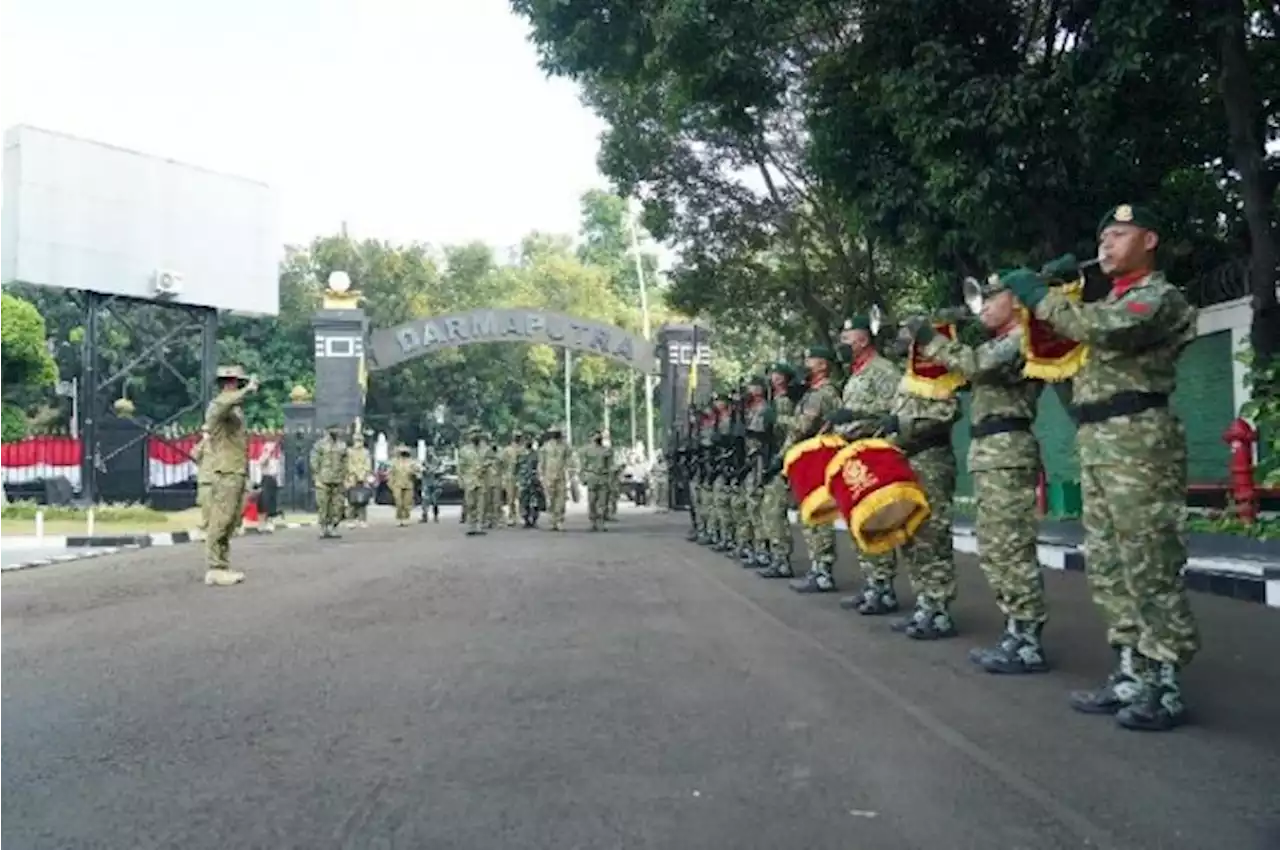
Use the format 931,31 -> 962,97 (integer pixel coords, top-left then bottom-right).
628,203 -> 656,464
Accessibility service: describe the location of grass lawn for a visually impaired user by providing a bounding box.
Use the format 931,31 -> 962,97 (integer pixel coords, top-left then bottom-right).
2,508 -> 316,537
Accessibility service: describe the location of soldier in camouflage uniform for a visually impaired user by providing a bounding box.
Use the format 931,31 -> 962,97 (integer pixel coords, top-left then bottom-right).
919,271 -> 1048,672
419,443 -> 443,523
880,329 -> 961,639
310,424 -> 349,539
458,426 -> 487,536
516,432 -> 543,527
1010,204 -> 1199,732
388,445 -> 421,526
694,407 -> 717,544
709,393 -> 735,550
757,363 -> 798,577
538,424 -> 571,531
581,430 -> 613,531
344,433 -> 373,528
201,366 -> 258,586
829,315 -> 905,614
734,376 -> 769,566
779,347 -> 843,593
606,436 -> 624,521
501,432 -> 522,526
481,433 -> 502,530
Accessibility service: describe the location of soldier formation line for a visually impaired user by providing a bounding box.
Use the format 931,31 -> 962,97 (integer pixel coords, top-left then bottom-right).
193,203 -> 1197,735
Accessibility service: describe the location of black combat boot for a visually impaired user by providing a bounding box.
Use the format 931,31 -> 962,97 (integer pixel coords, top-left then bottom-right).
754,547 -> 772,568
738,546 -> 756,567
978,620 -> 1049,674
904,606 -> 957,640
969,618 -> 1020,665
840,581 -> 899,615
788,564 -> 836,594
1069,647 -> 1142,715
757,555 -> 794,579
686,528 -> 700,542
1115,659 -> 1188,732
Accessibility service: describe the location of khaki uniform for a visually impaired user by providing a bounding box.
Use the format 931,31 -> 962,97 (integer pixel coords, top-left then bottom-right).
538,438 -> 571,530
202,387 -> 252,572
388,453 -> 421,524
500,443 -> 521,525
344,443 -> 373,525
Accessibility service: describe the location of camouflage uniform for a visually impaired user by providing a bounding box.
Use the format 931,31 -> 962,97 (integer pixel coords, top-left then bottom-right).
832,348 -> 903,611
201,367 -> 255,585
581,435 -> 612,531
458,429 -> 487,535
419,448 -> 442,522
344,438 -> 373,526
1022,229 -> 1198,732
606,448 -> 624,520
500,437 -> 522,526
538,428 -> 571,531
695,410 -> 716,543
710,400 -> 735,548
310,429 -> 349,538
780,351 -> 842,592
481,437 -> 502,529
651,454 -> 670,511
516,442 -> 542,526
734,382 -> 769,565
191,433 -> 211,532
925,314 -> 1046,671
388,448 -> 421,525
758,372 -> 797,576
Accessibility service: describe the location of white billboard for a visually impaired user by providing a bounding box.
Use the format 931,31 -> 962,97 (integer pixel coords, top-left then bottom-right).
1,125 -> 280,316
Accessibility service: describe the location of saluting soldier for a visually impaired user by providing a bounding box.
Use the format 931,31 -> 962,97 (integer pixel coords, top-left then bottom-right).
781,347 -> 843,593
1007,204 -> 1199,732
388,445 -> 421,526
880,325 -> 961,639
310,424 -> 349,539
829,315 -> 905,614
201,366 -> 258,586
458,426 -> 487,536
757,363 -> 799,577
538,424 -> 571,531
917,271 -> 1049,672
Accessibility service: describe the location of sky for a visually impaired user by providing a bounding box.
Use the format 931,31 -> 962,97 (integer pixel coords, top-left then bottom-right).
0,0 -> 615,253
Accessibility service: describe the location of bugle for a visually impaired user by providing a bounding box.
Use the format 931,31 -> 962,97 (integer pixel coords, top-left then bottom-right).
962,257 -> 1101,315
868,303 -> 975,336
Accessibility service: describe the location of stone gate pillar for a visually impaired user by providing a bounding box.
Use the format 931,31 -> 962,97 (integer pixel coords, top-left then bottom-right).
311,281 -> 368,433
656,322 -> 714,440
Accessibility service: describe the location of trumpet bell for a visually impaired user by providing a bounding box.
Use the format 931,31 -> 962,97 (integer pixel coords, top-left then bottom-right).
962,277 -> 984,316
869,303 -> 884,336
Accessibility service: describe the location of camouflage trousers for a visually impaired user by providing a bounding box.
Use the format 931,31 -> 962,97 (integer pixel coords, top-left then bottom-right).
315,483 -> 344,529
545,479 -> 567,528
697,483 -> 713,533
504,477 -> 519,524
759,476 -> 793,559
900,448 -> 957,608
464,484 -> 486,532
205,472 -> 246,570
485,484 -> 501,527
974,466 -> 1045,622
801,522 -> 836,568
1081,461 -> 1198,667
607,474 -> 621,519
713,477 -> 732,540
735,480 -> 763,548
588,481 -> 609,526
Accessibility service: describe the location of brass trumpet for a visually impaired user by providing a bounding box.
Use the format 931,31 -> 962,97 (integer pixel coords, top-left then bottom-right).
962,257 -> 1102,315
868,302 -> 976,336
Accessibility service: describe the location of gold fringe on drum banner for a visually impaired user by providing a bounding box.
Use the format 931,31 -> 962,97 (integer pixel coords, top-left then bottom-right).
782,434 -> 847,526
902,323 -> 968,400
823,438 -> 931,555
1019,280 -> 1087,382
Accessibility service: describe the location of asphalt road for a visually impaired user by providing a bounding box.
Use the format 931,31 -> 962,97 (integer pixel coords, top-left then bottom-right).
4,508 -> 1279,850
1,545 -> 109,571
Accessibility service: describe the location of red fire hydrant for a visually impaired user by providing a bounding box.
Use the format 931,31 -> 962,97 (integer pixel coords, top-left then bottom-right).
1222,417 -> 1258,524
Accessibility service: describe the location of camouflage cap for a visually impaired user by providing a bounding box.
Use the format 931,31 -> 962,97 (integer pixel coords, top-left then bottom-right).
215,364 -> 249,382
1097,203 -> 1160,236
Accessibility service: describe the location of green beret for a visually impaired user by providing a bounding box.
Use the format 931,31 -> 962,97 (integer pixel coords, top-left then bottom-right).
980,270 -> 1014,296
1039,255 -> 1082,285
1097,203 -> 1160,236
841,315 -> 872,333
746,374 -> 767,388
713,391 -> 730,402
803,345 -> 835,362
1001,268 -> 1044,292
767,361 -> 796,378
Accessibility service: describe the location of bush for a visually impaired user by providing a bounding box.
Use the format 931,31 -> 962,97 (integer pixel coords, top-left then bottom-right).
2,403 -> 29,442
0,500 -> 170,524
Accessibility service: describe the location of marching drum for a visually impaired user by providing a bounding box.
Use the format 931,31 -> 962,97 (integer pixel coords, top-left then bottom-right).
782,434 -> 847,526
824,438 -> 930,555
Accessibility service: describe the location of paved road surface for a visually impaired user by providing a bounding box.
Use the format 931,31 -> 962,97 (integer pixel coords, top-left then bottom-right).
1,545 -> 108,570
4,509 -> 1279,849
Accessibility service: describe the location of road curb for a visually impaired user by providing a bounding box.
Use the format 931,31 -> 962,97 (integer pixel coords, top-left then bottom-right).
786,511 -> 1279,609
2,521 -> 317,573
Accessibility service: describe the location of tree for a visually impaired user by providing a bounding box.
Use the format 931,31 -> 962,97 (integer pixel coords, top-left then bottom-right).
1,290 -> 60,442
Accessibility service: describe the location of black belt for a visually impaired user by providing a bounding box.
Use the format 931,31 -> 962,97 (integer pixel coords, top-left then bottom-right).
971,416 -> 1033,439
1072,391 -> 1169,426
900,428 -> 953,458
